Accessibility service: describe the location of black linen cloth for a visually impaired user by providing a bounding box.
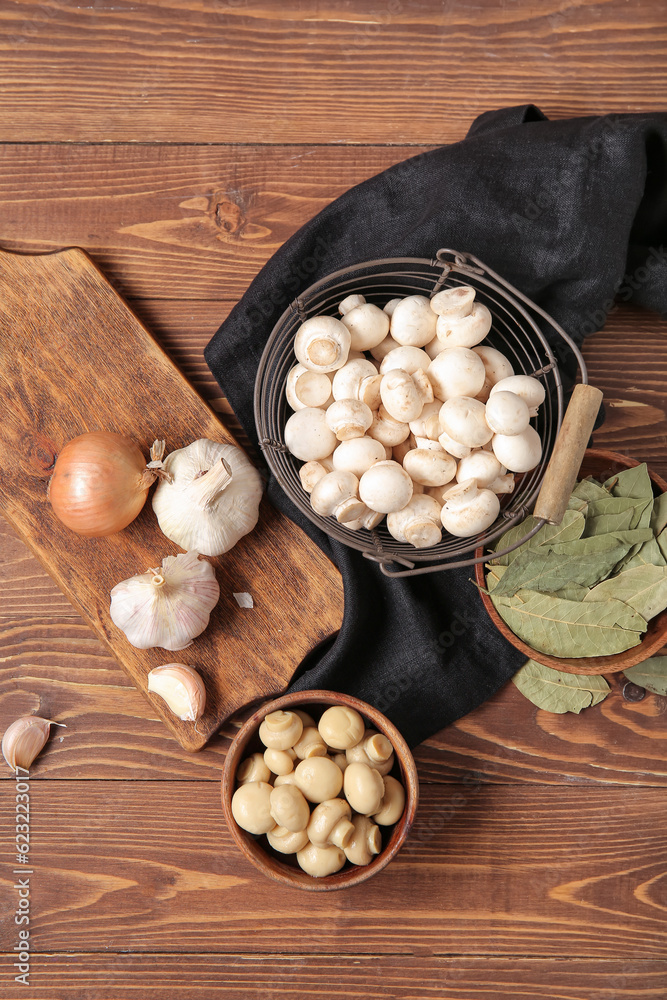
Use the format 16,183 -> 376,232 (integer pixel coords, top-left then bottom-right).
205,105 -> 667,747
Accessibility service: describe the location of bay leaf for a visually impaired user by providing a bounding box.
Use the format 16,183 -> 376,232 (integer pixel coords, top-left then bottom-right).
650,492 -> 667,534
623,657 -> 667,696
513,658 -> 611,714
618,536 -> 667,572
490,510 -> 585,567
491,589 -> 646,657
568,494 -> 589,514
550,583 -> 591,601
492,535 -> 630,597
584,564 -> 667,621
572,479 -> 610,502
605,528 -> 654,546
583,496 -> 653,537
603,463 -> 652,500
486,564 -> 508,592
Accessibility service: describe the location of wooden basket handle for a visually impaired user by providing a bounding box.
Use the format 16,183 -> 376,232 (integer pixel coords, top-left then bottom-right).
533,383 -> 604,525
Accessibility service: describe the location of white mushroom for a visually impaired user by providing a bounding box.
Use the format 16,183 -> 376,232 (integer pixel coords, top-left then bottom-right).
485,390 -> 530,436
489,473 -> 516,494
380,369 -> 432,423
439,396 -> 492,448
332,359 -> 383,410
409,399 -> 441,441
492,426 -> 543,473
473,345 -> 515,403
402,448 -> 457,487
383,297 -> 402,317
299,456 -> 334,493
428,347 -> 486,401
359,460 -> 413,513
285,407 -> 338,461
440,479 -> 500,537
437,428 -> 472,460
455,450 -> 503,488
430,284 -> 477,317
325,398 -> 373,441
489,375 -> 546,416
338,293 -> 366,316
387,494 -> 442,548
380,346 -> 431,375
392,436 -> 415,464
424,484 -> 450,506
332,436 -> 386,478
285,363 -> 333,411
390,295 -> 437,347
413,435 -> 445,452
294,316 -> 351,373
424,336 -> 444,361
341,303 -> 390,351
370,333 -> 402,361
435,302 -> 492,349
310,470 -> 366,523
343,508 -> 385,531
368,405 -> 410,447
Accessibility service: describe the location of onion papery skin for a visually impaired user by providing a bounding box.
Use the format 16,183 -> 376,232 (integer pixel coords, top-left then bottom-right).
49,432 -> 150,537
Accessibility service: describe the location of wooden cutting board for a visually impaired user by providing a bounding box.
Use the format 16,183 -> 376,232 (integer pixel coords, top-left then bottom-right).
0,246 -> 343,751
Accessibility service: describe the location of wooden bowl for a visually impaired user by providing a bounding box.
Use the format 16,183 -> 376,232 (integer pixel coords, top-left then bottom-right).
221,690 -> 418,891
474,449 -> 667,675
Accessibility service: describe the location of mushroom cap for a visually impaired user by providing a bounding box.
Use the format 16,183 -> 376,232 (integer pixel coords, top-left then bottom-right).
368,407 -> 411,448
492,426 -> 543,473
307,797 -> 354,848
325,398 -> 373,441
299,459 -> 332,494
344,814 -> 383,866
285,407 -> 338,462
387,494 -> 443,548
259,710 -> 304,751
473,345 -> 515,385
332,436 -> 386,478
409,398 -> 442,440
380,346 -> 431,375
435,302 -> 492,349
383,297 -> 402,317
294,756 -> 344,803
423,336 -> 444,361
485,391 -> 530,436
489,473 -> 516,495
346,730 -> 395,774
341,302 -> 390,351
343,762 -> 385,816
296,842 -> 346,877
402,448 -> 457,487
269,783 -> 311,832
380,369 -> 425,423
437,428 -> 472,459
455,450 -> 503,488
263,747 -> 296,776
441,481 -> 500,537
338,293 -> 366,316
373,775 -> 406,826
429,284 -> 476,317
332,358 -> 382,409
286,363 -> 333,411
428,347 -> 486,401
292,725 -> 329,759
490,374 -> 546,413
370,333 -> 402,360
294,315 -> 351,373
318,705 -> 365,750
359,460 -> 414,513
237,752 -> 272,785
390,295 -> 438,347
266,826 -> 310,855
231,781 -> 275,835
439,396 -> 493,448
310,469 -> 365,522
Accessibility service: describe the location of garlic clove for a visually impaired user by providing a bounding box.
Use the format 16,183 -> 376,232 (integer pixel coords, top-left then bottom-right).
147,663 -> 206,722
2,716 -> 59,772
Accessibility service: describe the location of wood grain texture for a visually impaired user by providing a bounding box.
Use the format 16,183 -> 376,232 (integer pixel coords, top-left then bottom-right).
0,247 -> 342,750
1,781 -> 665,956
1,954 -> 664,999
0,0 -> 665,143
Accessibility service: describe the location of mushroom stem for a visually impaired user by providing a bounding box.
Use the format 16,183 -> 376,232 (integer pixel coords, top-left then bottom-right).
186,458 -> 233,510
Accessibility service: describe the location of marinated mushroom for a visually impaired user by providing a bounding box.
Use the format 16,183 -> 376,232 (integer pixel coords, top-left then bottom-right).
428,347 -> 486,401
439,396 -> 493,448
237,752 -> 272,785
297,842 -> 346,877
294,756 -> 344,803
440,479 -> 500,537
390,295 -> 438,347
266,825 -> 310,855
492,426 -> 543,473
387,494 -> 442,548
341,302 -> 391,351
293,726 -> 329,759
325,398 -> 373,441
489,374 -> 546,416
485,390 -> 530,436
373,775 -> 406,826
330,752 -> 349,772
402,447 -> 457,487
269,784 -> 311,832
343,762 -> 386,816
380,368 -> 433,423
332,436 -> 386,478
273,771 -> 300,787
293,709 -> 316,728
332,359 -> 383,410
286,363 -> 333,411
294,316 -> 351,373
455,450 -> 503,488
259,710 -> 304,751
231,781 -> 275,835
263,747 -> 296,776
310,470 -> 366,523
346,730 -> 395,775
359,460 -> 413,514
285,407 -> 338,462
344,814 -> 383,866
318,705 -> 365,750
307,798 -> 355,849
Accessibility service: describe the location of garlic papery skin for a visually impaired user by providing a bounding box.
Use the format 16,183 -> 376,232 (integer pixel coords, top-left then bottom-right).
110,551 -> 220,650
147,663 -> 206,722
152,439 -> 263,557
2,716 -> 59,772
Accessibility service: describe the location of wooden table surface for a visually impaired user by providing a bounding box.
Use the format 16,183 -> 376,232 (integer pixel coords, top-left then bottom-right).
1,2 -> 666,998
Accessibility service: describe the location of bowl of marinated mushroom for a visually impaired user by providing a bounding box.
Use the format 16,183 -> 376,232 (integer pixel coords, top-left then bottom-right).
254,251 -> 570,572
221,690 -> 418,890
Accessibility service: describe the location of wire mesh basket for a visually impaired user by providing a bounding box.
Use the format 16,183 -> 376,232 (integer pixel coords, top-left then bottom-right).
254,248 -> 588,577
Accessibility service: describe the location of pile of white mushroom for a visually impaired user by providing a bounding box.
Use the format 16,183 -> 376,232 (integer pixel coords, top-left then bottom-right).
283,286 -> 546,547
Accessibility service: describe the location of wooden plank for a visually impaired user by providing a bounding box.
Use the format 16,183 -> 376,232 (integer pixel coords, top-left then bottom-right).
0,1 -> 664,143
1,954 -> 665,999
0,247 -> 342,751
1,781 -> 665,956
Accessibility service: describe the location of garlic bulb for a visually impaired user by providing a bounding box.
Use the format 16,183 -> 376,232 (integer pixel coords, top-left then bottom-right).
147,663 -> 206,721
152,439 -> 263,557
110,551 -> 220,650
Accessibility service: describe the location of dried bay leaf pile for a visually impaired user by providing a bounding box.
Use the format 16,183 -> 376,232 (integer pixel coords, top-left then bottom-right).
485,464 -> 667,657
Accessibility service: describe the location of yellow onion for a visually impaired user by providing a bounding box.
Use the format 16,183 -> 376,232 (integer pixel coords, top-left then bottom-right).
48,432 -> 167,537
